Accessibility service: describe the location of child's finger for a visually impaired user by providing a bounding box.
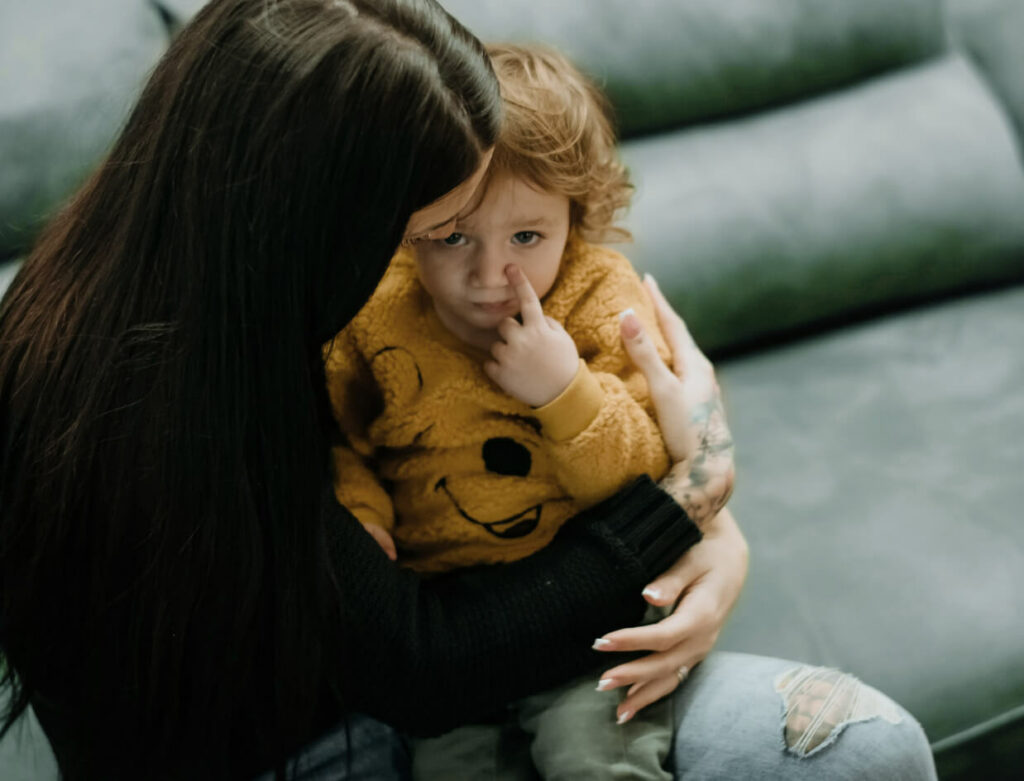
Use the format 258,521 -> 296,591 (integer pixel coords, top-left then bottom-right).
490,341 -> 509,364
496,316 -> 520,343
544,315 -> 567,333
483,360 -> 502,383
505,264 -> 544,326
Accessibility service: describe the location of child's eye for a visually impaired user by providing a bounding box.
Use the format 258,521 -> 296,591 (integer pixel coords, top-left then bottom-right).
512,231 -> 539,245
439,232 -> 465,246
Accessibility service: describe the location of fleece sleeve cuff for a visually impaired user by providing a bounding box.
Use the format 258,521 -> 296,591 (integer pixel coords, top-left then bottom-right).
533,360 -> 605,442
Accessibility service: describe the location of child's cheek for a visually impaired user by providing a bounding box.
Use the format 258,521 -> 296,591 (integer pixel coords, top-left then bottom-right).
527,258 -> 562,300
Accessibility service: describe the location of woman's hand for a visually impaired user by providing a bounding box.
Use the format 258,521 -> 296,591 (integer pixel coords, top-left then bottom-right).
599,273 -> 743,723
620,273 -> 735,527
593,508 -> 749,724
363,522 -> 398,561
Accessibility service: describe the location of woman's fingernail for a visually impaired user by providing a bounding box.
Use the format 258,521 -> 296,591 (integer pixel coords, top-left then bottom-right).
618,307 -> 636,320
642,586 -> 662,601
620,312 -> 641,339
644,273 -> 660,290
596,678 -> 615,691
592,638 -> 613,650
617,710 -> 634,725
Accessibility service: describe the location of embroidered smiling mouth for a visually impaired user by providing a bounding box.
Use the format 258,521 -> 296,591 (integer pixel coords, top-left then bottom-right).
435,477 -> 541,539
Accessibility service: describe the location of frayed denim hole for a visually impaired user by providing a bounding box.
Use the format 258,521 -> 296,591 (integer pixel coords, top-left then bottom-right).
774,666 -> 903,758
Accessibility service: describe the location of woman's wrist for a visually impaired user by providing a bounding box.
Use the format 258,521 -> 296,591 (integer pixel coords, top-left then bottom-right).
579,475 -> 704,578
695,507 -> 750,621
658,391 -> 735,528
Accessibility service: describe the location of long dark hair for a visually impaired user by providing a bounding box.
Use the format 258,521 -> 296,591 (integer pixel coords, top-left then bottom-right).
0,0 -> 500,776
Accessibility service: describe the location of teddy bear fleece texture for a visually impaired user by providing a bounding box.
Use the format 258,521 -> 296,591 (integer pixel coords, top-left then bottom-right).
324,237 -> 672,574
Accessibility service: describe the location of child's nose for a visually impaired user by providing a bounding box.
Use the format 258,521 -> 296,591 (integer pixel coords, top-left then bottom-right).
470,245 -> 507,288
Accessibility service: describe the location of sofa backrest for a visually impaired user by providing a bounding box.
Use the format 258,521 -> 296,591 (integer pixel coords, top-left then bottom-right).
446,0 -> 1024,353
2,0 -> 1022,353
442,0 -> 949,139
0,0 -> 173,262
621,54 -> 1024,353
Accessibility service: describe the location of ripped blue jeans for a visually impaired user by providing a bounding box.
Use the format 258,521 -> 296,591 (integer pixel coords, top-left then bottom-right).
268,652 -> 938,780
672,652 -> 937,780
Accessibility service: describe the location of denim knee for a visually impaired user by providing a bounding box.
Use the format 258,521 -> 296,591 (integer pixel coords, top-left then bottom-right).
672,653 -> 937,781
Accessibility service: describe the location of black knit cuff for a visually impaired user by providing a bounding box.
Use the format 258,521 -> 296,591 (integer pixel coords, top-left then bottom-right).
580,475 -> 703,579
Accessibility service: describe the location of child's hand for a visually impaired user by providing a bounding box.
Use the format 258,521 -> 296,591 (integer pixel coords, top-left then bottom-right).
363,522 -> 397,561
484,265 -> 579,407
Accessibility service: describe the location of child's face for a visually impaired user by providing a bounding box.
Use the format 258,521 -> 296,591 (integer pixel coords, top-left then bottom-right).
414,171 -> 571,348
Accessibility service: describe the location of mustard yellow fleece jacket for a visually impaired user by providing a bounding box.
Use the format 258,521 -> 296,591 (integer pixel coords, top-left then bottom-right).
324,237 -> 672,574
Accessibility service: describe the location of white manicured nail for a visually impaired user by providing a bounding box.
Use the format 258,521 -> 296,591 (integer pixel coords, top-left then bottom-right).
618,307 -> 636,320
642,586 -> 662,601
617,710 -> 634,725
592,638 -> 613,650
596,678 -> 614,691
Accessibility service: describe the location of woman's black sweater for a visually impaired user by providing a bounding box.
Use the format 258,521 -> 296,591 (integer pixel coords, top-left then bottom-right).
327,475 -> 701,739
30,475 -> 700,778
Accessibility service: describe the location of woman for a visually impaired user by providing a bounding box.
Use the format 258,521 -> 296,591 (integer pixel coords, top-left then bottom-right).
0,1 -> 934,779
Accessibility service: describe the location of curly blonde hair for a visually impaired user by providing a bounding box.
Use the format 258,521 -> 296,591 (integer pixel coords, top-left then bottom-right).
485,43 -> 633,243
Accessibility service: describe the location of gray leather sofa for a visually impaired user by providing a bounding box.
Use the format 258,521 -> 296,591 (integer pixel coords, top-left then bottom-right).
2,1 -> 1023,778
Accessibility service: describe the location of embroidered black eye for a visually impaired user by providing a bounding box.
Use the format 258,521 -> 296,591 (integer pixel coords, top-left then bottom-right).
482,437 -> 531,477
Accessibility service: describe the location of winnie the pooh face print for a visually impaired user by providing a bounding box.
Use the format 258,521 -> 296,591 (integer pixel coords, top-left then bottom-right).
354,310 -> 577,574
435,437 -> 541,539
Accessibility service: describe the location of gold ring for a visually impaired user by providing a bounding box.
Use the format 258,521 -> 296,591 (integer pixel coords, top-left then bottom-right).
676,665 -> 689,682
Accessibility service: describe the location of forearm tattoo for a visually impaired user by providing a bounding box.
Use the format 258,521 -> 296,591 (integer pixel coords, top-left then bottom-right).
660,390 -> 735,528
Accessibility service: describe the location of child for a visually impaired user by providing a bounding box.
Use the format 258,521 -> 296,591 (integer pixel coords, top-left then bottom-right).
324,43 -> 695,781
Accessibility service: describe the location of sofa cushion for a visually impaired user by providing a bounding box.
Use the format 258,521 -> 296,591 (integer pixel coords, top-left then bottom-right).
621,54 -> 1024,353
0,0 -> 170,259
717,283 -> 1024,760
440,0 -> 946,138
